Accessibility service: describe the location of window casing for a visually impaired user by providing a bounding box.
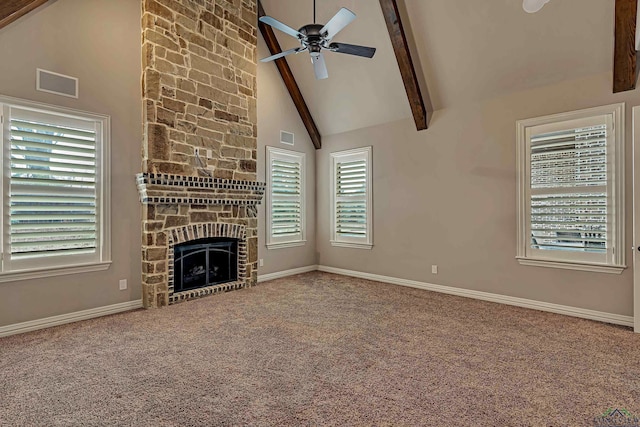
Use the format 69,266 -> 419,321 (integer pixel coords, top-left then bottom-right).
516,103 -> 625,273
0,95 -> 111,281
266,147 -> 305,249
330,146 -> 373,249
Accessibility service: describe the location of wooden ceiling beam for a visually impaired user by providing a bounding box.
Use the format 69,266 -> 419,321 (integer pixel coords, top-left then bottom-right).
257,1 -> 322,149
379,0 -> 431,131
613,0 -> 638,93
0,0 -> 49,30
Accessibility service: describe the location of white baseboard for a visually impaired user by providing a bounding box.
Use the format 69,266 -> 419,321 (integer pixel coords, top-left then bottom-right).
317,266 -> 634,328
3,266 -> 632,338
258,265 -> 319,283
0,300 -> 143,338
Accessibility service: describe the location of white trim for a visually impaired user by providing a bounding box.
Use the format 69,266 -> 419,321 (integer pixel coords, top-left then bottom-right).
257,265 -> 318,283
330,146 -> 373,248
330,241 -> 373,250
266,240 -> 307,250
632,106 -> 640,333
516,257 -> 625,274
317,265 -> 633,327
0,261 -> 112,283
266,146 -> 306,247
516,103 -> 626,272
2,265 -> 631,338
100,115 -> 112,264
0,95 -> 105,120
0,299 -> 142,338
0,94 -> 112,275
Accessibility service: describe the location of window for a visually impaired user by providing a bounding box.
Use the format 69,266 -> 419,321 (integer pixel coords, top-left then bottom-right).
330,146 -> 372,249
266,147 -> 305,248
516,103 -> 625,273
0,95 -> 111,281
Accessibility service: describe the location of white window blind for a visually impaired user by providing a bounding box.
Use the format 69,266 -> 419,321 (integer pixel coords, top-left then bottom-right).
330,147 -> 372,249
530,124 -> 607,254
271,159 -> 301,237
0,96 -> 111,279
516,104 -> 625,273
336,160 -> 368,238
10,114 -> 98,260
266,147 -> 305,248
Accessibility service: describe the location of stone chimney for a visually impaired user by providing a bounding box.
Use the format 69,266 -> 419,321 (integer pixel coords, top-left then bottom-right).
137,0 -> 263,308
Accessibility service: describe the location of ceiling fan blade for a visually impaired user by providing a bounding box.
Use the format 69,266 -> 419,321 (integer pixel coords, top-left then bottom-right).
260,47 -> 305,63
329,43 -> 376,58
311,53 -> 328,80
320,7 -> 356,40
259,15 -> 303,39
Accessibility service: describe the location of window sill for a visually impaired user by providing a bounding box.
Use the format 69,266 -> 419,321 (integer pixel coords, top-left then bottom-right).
0,261 -> 112,283
267,240 -> 306,250
331,241 -> 373,250
516,257 -> 625,274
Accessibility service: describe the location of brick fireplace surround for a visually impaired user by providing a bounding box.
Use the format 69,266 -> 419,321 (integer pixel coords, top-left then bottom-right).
137,0 -> 262,308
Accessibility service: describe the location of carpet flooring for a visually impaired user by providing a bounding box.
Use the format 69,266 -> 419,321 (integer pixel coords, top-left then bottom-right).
1,272 -> 639,426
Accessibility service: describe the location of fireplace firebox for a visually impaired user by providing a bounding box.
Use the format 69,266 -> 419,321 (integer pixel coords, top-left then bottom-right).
173,238 -> 238,293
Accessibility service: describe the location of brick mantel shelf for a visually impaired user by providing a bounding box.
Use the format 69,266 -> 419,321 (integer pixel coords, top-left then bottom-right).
136,173 -> 266,207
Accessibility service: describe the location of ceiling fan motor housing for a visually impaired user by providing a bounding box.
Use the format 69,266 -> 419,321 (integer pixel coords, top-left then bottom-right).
299,24 -> 328,51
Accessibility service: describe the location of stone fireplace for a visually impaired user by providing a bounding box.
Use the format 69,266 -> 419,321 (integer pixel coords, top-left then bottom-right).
137,173 -> 264,307
138,0 -> 262,308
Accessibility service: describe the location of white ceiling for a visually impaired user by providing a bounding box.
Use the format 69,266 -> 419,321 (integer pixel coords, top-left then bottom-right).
259,0 -> 615,137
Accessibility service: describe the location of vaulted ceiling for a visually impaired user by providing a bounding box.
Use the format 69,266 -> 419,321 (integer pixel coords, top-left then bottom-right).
260,0 -> 413,137
1,0 -> 636,141
260,0 -> 627,138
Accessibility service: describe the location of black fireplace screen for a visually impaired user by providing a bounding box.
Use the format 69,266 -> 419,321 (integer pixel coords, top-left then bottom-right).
173,238 -> 238,292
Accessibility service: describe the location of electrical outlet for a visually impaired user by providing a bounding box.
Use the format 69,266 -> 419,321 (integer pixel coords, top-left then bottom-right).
119,279 -> 127,290
431,265 -> 438,274
196,147 -> 213,159
259,259 -> 264,267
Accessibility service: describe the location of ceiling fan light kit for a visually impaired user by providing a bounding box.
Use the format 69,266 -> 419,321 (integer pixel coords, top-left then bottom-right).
522,0 -> 551,13
259,4 -> 376,80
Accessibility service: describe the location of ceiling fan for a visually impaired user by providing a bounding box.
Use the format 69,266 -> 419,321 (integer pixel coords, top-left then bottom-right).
258,1 -> 376,80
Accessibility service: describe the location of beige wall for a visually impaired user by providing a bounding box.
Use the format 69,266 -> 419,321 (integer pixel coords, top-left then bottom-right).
256,36 -> 317,274
1,0 -> 634,326
317,72 -> 640,317
0,0 -> 142,326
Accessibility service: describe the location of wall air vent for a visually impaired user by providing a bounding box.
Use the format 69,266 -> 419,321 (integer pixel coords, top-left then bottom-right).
36,69 -> 79,99
280,130 -> 294,145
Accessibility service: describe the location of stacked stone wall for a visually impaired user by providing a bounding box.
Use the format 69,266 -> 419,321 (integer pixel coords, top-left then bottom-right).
140,0 -> 260,308
142,0 -> 257,179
